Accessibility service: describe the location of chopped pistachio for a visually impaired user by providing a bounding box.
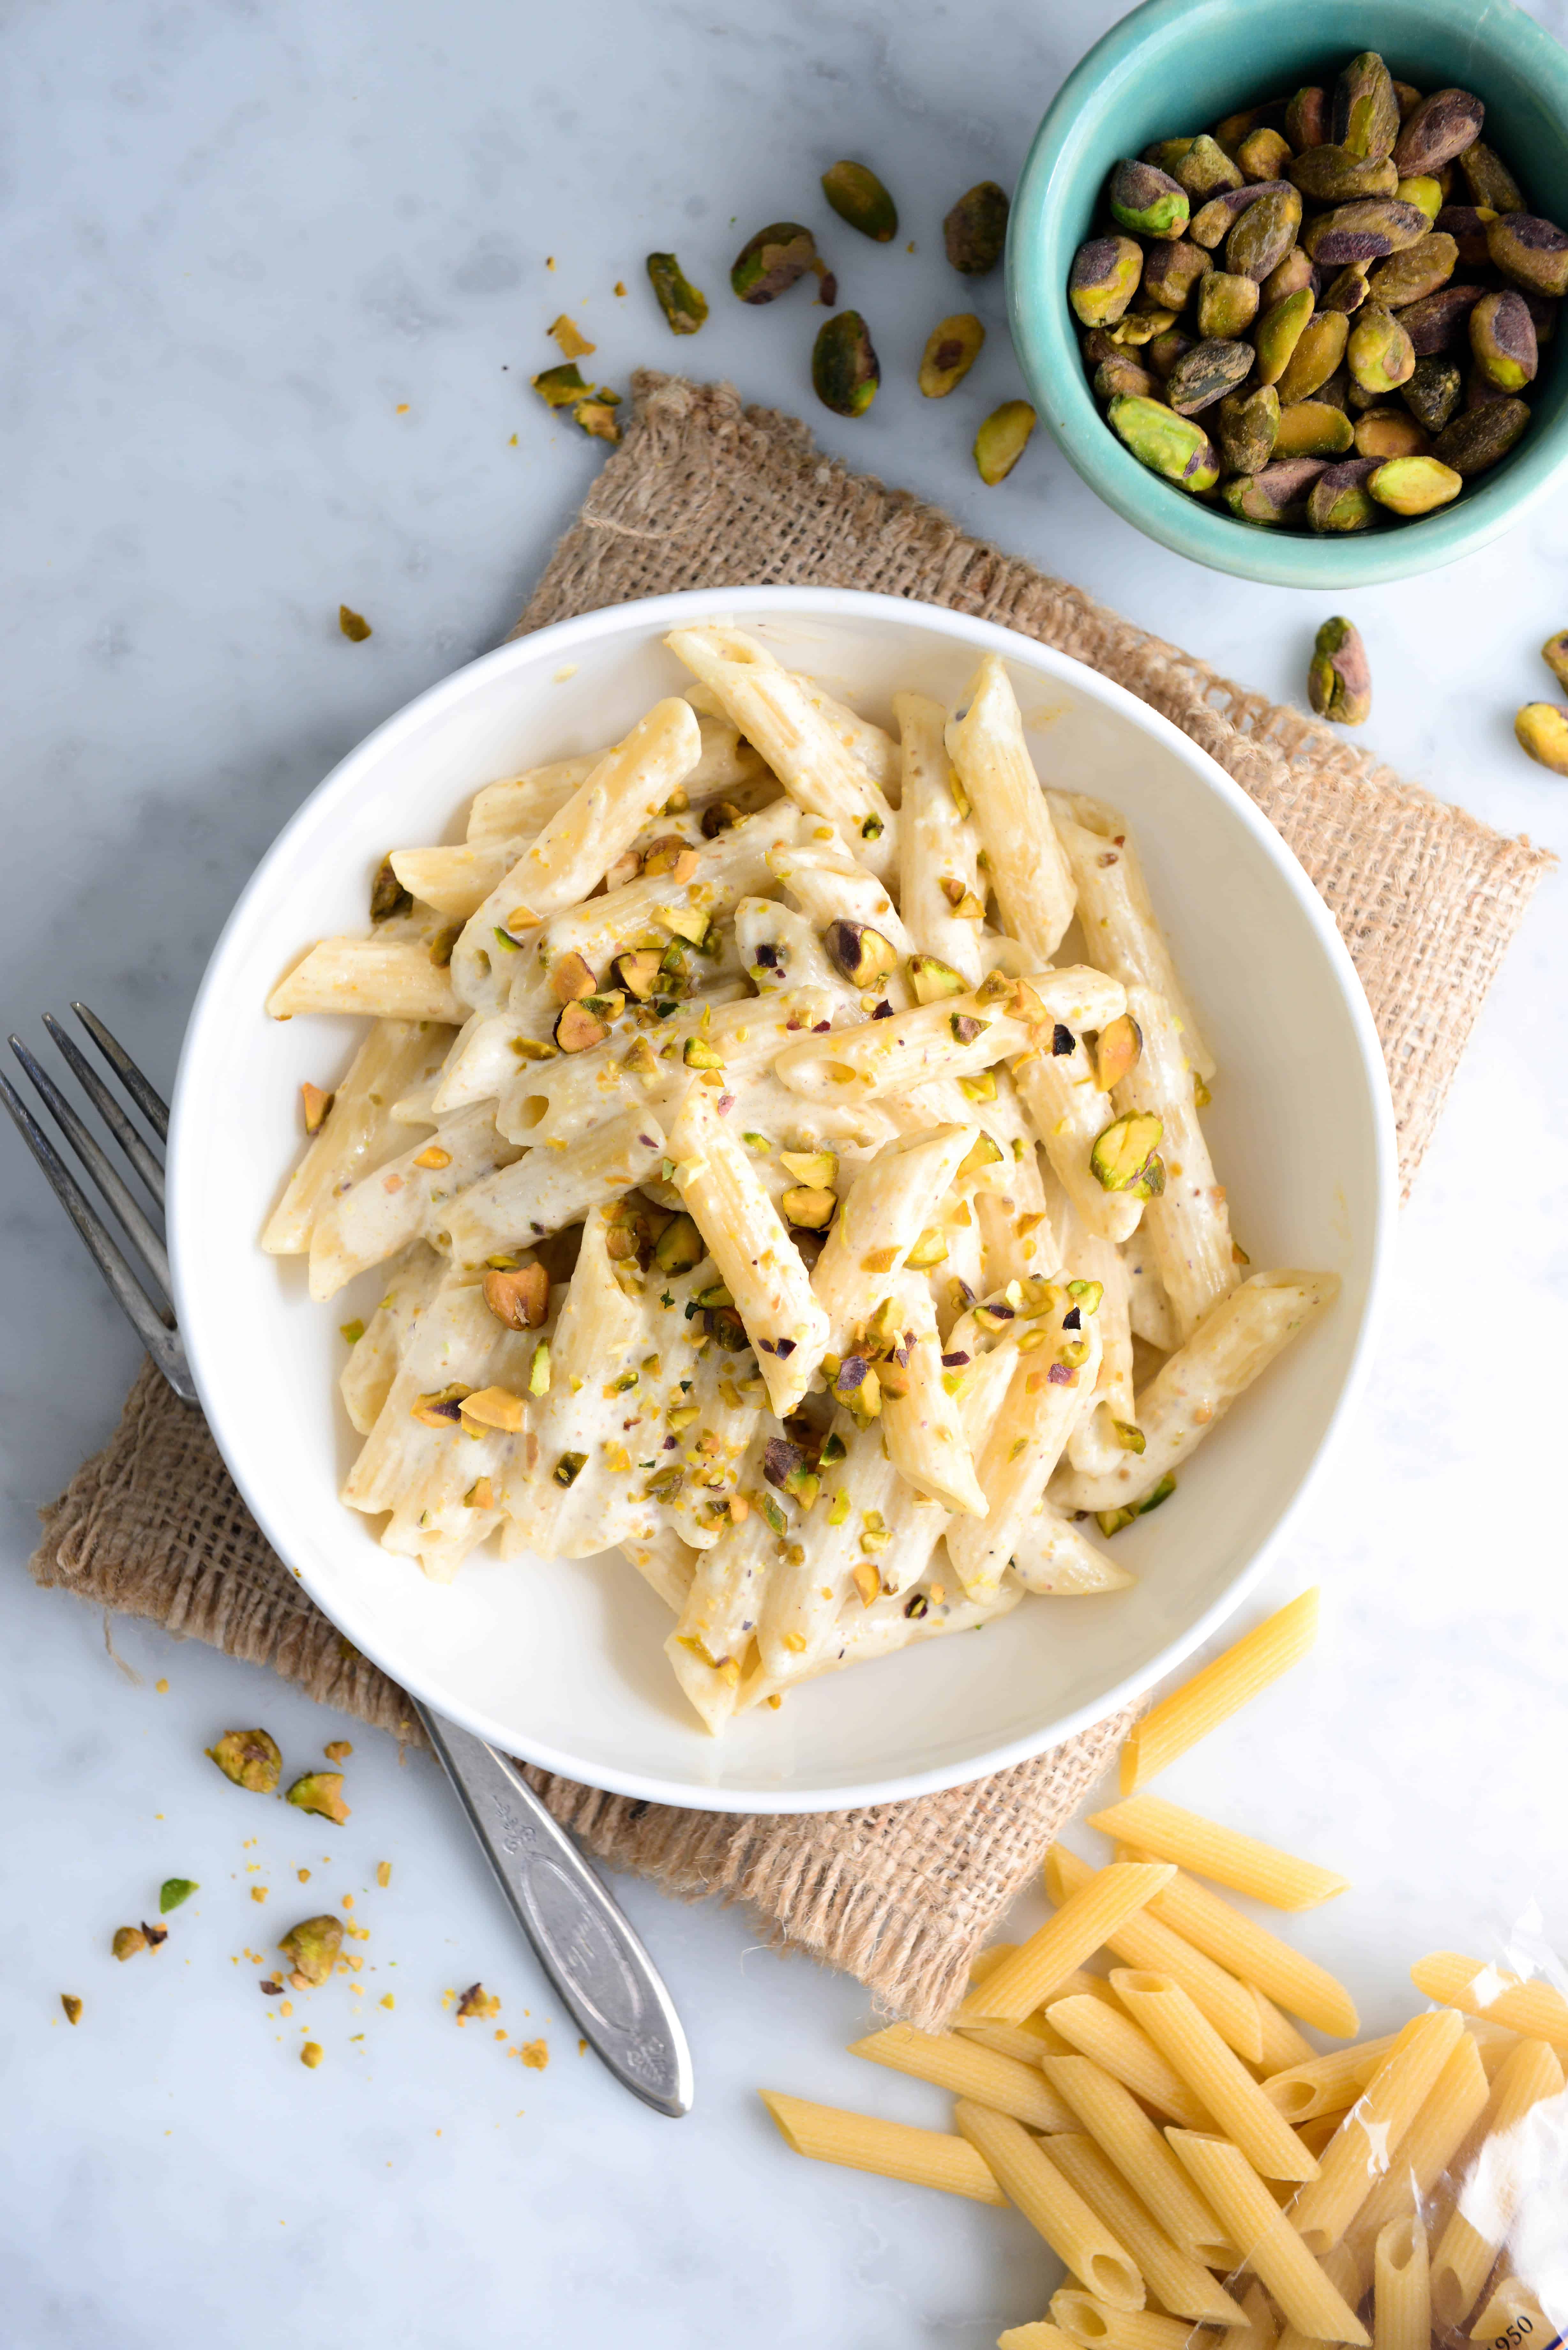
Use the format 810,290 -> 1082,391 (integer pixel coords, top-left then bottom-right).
1112,1419 -> 1147,1454
456,1982 -> 502,2021
548,950 -> 599,1004
548,314 -> 595,360
782,1183 -> 837,1231
459,1386 -> 527,1434
300,2041 -> 324,2069
554,998 -> 611,1053
411,1383 -> 471,1430
532,361 -> 590,408
159,1878 -> 199,1914
482,1261 -> 550,1332
300,1081 -> 335,1135
1096,1470 -> 1177,1537
60,1993 -> 83,2025
339,1319 -> 365,1346
1067,1279 -> 1104,1316
376,1862 -> 392,1888
528,1339 -> 551,1397
287,1772 -> 351,1826
850,1559 -> 881,1607
370,856 -> 411,922
575,396 -> 622,445
614,948 -> 663,999
904,1225 -> 949,1269
1094,1012 -> 1143,1091
553,1450 -> 587,1488
112,1926 -> 147,1961
1090,1110 -> 1164,1193
957,1133 -> 1004,1180
824,920 -> 899,988
907,953 -> 967,1003
339,605 -> 372,642
206,1727 -> 282,1795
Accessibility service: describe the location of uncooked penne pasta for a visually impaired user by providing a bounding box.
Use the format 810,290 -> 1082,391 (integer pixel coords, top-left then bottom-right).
1373,2215 -> 1429,2350
1053,1276 -> 1340,1520
954,2101 -> 1144,2309
1249,1987 -> 1319,2076
758,2091 -> 1006,2204
1467,2278 -> 1553,2345
1041,2054 -> 1235,2268
848,2024 -> 1076,2133
1044,1992 -> 1215,2132
1429,2037 -> 1565,2327
946,654 -> 1075,961
267,936 -> 463,1024
1111,1588 -> 1322,1795
667,625 -> 898,879
1128,1864 -> 1360,2039
1047,791 -> 1216,1081
1409,1953 -> 1568,2050
1087,1797 -> 1350,1912
961,1862 -> 1175,2025
1046,1843 -> 1265,2065
1263,2038 -> 1400,2124
1289,2007 -> 1466,2255
1165,2134 -> 1370,2346
1001,2329 -> 1079,2350
1109,1969 -> 1320,2182
894,689 -> 986,985
1049,2292 -> 1218,2350
262,1019 -> 454,1254
1041,2132 -> 1247,2326
1345,2032 -> 1489,2257
1111,983 -> 1237,1345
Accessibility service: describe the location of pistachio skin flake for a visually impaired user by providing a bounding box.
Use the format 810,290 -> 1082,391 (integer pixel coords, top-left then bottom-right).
918,313 -> 985,396
821,160 -> 898,242
159,1878 -> 199,1914
1515,703 -> 1568,775
206,1728 -> 282,1796
1308,616 -> 1371,725
812,310 -> 880,418
645,252 -> 708,336
279,1913 -> 344,1989
286,1771 -> 351,1826
944,180 -> 1010,274
974,401 -> 1037,485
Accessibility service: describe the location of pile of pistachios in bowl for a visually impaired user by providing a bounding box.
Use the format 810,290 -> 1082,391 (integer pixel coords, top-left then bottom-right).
1067,51 -> 1566,533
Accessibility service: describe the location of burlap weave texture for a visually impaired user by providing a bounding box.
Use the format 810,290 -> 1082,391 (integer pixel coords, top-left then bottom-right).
29,373 -> 1552,2028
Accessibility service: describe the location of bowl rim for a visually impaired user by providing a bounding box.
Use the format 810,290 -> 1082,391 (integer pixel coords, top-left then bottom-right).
1007,0 -> 1568,587
169,583 -> 1398,1813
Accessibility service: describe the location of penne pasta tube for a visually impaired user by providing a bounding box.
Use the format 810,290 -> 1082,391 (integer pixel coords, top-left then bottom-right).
1250,1989 -> 1320,2077
666,625 -> 898,878
755,1413 -> 941,1673
1234,2286 -> 1281,2350
1344,2032 -> 1489,2257
338,1242 -> 449,1433
262,1019 -> 453,1254
894,689 -> 987,985
666,1079 -> 828,1415
1429,2037 -> 1565,2328
1049,2291 -> 1224,2350
451,698 -> 702,1008
1010,1025 -> 1144,1247
1467,2277 -> 1551,2344
1275,2244 -> 1368,2350
1264,2041 -> 1400,2124
1042,2132 -> 1248,2326
267,936 -> 463,1025
734,896 -> 856,1003
1127,1863 -> 1360,2039
1372,2216 -> 1428,2350
758,2091 -> 1006,2204
1165,2135 -> 1370,2347
1046,1844 -> 1265,2065
946,1303 -> 1103,1597
791,673 -> 900,794
1044,1993 -> 1216,2131
1000,2329 -> 1078,2350
619,1527 -> 698,1616
1041,2055 -> 1235,2268
465,751 -> 600,845
946,654 -> 1075,960
1124,1237 -> 1179,1353
1109,1969 -> 1320,2182
1112,984 -> 1237,1345
308,1103 -> 522,1301
776,969 -> 1126,1103
740,1570 -> 1021,1709
812,1123 -> 979,1354
1046,792 -> 1216,1082
962,2016 -> 1074,2065
666,1504 -> 773,1734
1088,1798 -> 1350,1914
1289,2008 -> 1467,2255
881,1278 -> 988,1516
848,2023 -> 1076,2133
1111,1587 -> 1322,1795
1409,1953 -> 1568,2051
766,837 -> 917,1001
443,1109 -> 666,1268
1008,1507 -> 1134,1596
961,1863 -> 1175,2025
953,2101 -> 1144,2309
1065,1231 -> 1138,1475
341,1272 -> 529,1528
1054,1276 -> 1340,1520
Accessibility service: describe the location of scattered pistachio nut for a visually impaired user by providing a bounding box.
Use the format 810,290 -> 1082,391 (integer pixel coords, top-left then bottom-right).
653,1212 -> 704,1275
206,1728 -> 282,1795
1487,213 -> 1568,298
481,1261 -> 549,1332
907,954 -> 966,1003
821,160 -> 897,242
279,1914 -> 344,1988
731,222 -> 831,306
159,1878 -> 199,1914
286,1772 -> 351,1826
974,400 -> 1037,485
1460,141 -> 1524,216
554,998 -> 611,1053
919,313 -> 985,396
944,180 -> 1010,274
1094,1013 -> 1142,1091
300,2041 -> 324,2069
1332,52 -> 1400,163
61,1994 -> 83,2026
1541,632 -> 1568,690
812,310 -> 879,417
1308,455 -> 1380,533
112,1926 -> 147,1961
1308,616 -> 1372,725
531,361 -> 589,409
1515,702 -> 1568,775
300,1080 -> 335,1134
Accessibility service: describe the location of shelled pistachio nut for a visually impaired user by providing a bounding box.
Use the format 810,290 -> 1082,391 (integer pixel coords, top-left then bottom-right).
1189,179 -> 1290,250
1107,394 -> 1221,490
974,401 -> 1037,484
1275,310 -> 1349,404
1069,236 -> 1145,327
1144,137 -> 1198,174
1307,455 -> 1381,531
1165,337 -> 1255,415
1470,289 -> 1538,390
1144,326 -> 1193,379
1366,453 -> 1462,513
1402,355 -> 1463,433
812,311 -> 879,416
1459,141 -> 1524,214
1093,355 -> 1155,402
731,222 -> 826,304
1367,232 -> 1458,310
1319,262 -> 1372,315
1226,184 -> 1302,280
646,253 -> 709,335
1394,176 -> 1444,223
944,180 -> 1011,273
821,160 -> 898,241
1515,703 -> 1568,774
1353,406 -> 1430,459
1431,395 -> 1530,473
1216,383 -> 1280,473
1237,127 -> 1292,184
1173,134 -> 1243,199
1308,616 -> 1371,723
1332,52 -> 1400,162
1399,284 -> 1486,355
1108,158 -> 1190,240
1272,399 -> 1354,458
1436,204 -> 1497,268
920,313 -> 985,396
1195,269 -> 1260,339
1141,238 -> 1211,310
1221,456 -> 1326,521
1288,147 -> 1398,205
1393,87 -> 1485,177
1252,287 -> 1314,384
1347,301 -> 1416,394
1487,213 -> 1568,299
1285,86 -> 1328,150
1261,247 -> 1316,305
1302,196 -> 1429,266
1541,632 -> 1568,691
1109,305 -> 1178,347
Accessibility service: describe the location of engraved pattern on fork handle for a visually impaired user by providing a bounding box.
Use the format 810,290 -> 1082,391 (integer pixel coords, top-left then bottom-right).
413,1700 -> 694,2117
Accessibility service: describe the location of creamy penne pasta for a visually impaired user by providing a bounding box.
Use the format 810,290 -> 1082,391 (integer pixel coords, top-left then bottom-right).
264,634 -> 1337,1731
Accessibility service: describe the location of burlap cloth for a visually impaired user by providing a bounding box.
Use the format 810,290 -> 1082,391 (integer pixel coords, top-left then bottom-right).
28,374 -> 1553,2027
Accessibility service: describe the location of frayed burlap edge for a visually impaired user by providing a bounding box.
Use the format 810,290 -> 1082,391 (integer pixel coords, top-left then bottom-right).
26,371 -> 1553,2027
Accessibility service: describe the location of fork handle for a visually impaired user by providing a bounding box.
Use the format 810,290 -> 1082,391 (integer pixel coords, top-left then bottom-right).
412,1700 -> 693,2117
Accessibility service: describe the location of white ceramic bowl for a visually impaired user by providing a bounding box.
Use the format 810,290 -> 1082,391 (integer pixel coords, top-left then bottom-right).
170,587 -> 1395,1814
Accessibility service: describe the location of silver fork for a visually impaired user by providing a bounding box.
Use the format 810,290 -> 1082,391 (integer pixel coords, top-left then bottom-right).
3,1006 -> 694,2117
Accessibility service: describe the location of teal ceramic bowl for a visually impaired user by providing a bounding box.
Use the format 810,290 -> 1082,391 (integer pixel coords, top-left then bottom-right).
1008,0 -> 1568,585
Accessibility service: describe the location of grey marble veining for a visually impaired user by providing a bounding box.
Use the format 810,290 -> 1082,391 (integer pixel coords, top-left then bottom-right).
3,2 -> 1566,2343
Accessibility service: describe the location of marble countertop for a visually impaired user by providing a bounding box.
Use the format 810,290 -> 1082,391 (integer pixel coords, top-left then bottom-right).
4,1 -> 1566,2342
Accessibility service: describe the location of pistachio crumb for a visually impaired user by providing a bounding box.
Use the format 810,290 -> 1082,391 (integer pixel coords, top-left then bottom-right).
155,1678 -> 169,1694
323,1740 -> 353,1762
60,1994 -> 83,2026
520,2038 -> 549,2070
251,1886 -> 268,1904
300,2041 -> 324,2069
376,1861 -> 392,1889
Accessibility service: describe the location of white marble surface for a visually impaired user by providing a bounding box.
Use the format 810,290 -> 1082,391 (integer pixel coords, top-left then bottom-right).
4,1 -> 1567,2342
